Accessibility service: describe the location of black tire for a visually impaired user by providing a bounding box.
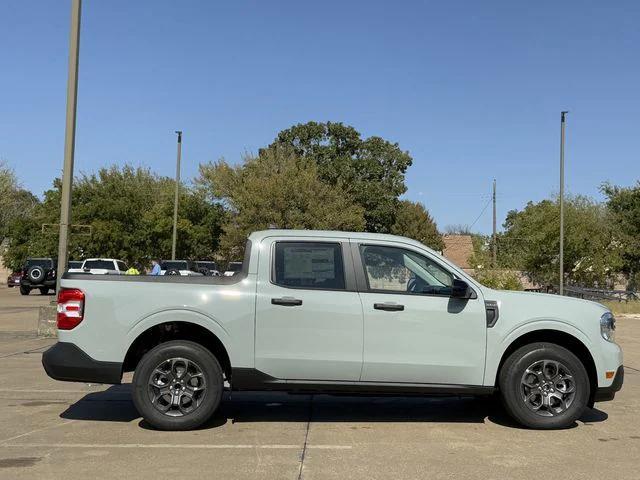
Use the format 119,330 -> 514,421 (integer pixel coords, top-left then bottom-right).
19,285 -> 30,295
166,268 -> 180,276
39,287 -> 49,295
499,342 -> 590,429
132,340 -> 224,431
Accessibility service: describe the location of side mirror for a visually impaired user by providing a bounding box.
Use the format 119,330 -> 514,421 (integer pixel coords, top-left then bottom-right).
451,279 -> 473,299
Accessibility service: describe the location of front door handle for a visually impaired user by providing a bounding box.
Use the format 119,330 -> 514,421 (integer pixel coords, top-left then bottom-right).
271,297 -> 303,307
374,302 -> 404,311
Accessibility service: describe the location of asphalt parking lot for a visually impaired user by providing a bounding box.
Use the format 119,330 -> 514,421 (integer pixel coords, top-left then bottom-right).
0,286 -> 639,479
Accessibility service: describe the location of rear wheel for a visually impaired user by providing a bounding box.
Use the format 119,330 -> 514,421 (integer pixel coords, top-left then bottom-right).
499,342 -> 589,429
19,285 -> 30,295
39,287 -> 49,295
132,340 -> 223,431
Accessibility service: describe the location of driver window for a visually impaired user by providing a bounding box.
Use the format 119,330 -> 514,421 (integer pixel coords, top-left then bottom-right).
359,245 -> 453,296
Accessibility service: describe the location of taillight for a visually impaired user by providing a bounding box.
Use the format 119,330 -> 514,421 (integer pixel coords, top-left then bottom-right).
57,288 -> 85,330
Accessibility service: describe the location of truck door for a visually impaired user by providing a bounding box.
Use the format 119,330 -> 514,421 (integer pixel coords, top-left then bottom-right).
354,241 -> 487,386
255,238 -> 363,381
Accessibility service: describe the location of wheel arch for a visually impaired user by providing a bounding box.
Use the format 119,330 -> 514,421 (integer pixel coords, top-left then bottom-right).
123,320 -> 232,379
493,328 -> 598,404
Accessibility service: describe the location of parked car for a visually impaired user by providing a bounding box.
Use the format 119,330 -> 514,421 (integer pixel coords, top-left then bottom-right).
67,260 -> 83,272
43,230 -> 623,431
77,258 -> 128,275
20,257 -> 56,295
193,261 -> 220,276
7,271 -> 22,287
160,260 -> 202,276
223,261 -> 243,277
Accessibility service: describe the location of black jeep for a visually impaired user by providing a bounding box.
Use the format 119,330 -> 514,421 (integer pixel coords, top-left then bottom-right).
20,258 -> 57,295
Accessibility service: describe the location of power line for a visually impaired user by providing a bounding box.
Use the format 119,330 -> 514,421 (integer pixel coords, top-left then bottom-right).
468,197 -> 492,230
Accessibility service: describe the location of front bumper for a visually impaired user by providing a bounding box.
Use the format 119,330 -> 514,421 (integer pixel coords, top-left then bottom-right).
42,342 -> 122,384
593,365 -> 624,403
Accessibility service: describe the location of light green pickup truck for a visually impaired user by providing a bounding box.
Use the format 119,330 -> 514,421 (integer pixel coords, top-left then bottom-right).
43,230 -> 623,431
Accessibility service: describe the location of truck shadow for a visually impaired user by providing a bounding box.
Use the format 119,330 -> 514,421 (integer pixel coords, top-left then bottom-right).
59,384 -> 609,430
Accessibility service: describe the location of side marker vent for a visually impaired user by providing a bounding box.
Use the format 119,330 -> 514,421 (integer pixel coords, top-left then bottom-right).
485,300 -> 499,328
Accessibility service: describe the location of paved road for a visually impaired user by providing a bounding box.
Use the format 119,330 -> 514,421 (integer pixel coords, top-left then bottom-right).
0,286 -> 639,479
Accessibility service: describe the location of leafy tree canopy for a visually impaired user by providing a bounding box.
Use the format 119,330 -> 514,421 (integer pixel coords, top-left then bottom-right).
390,200 -> 444,251
3,165 -> 224,270
602,181 -> 640,289
197,146 -> 366,259
0,161 -> 38,240
473,269 -> 523,291
266,122 -> 412,233
498,195 -> 622,287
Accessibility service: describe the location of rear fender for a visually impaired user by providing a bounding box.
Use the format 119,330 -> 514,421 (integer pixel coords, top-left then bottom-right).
124,309 -> 233,363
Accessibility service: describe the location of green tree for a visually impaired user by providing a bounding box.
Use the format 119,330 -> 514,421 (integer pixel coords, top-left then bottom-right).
0,161 -> 38,240
4,165 -> 224,270
473,269 -> 523,291
267,121 -> 412,233
197,146 -> 366,259
602,182 -> 640,290
498,195 -> 622,287
390,200 -> 444,250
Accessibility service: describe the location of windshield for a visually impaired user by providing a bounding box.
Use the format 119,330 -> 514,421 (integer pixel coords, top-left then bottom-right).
161,261 -> 188,270
84,260 -> 115,270
25,259 -> 53,269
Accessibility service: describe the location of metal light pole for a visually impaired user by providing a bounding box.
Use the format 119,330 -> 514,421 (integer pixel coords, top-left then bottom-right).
171,131 -> 182,260
559,111 -> 568,295
56,0 -> 82,292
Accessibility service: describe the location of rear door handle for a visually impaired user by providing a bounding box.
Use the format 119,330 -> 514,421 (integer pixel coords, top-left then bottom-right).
271,297 -> 303,307
374,302 -> 404,312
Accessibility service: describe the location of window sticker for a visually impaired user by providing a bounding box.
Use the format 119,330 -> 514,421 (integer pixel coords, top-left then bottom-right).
283,247 -> 336,280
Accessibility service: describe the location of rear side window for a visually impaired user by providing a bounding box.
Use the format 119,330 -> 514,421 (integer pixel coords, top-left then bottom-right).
274,242 -> 345,290
161,261 -> 188,270
83,260 -> 115,270
26,259 -> 53,269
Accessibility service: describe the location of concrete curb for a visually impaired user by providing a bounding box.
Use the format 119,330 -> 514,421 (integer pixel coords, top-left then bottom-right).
38,305 -> 58,338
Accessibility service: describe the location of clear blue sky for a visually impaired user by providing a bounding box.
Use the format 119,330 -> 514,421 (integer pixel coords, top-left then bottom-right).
1,1 -> 639,234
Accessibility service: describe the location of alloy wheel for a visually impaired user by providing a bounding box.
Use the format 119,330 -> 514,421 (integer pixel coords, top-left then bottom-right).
147,357 -> 207,417
520,359 -> 575,416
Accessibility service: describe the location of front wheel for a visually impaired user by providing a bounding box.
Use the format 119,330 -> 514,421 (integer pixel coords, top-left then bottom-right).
132,340 -> 224,431
499,342 -> 590,429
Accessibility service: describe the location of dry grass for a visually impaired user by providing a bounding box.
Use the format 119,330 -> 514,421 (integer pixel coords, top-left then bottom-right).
600,300 -> 640,315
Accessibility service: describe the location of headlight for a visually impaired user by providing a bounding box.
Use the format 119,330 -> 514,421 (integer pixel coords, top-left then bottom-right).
600,312 -> 616,342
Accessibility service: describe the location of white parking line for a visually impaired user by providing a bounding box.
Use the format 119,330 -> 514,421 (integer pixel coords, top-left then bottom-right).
0,420 -> 75,444
0,443 -> 352,450
0,389 -> 108,393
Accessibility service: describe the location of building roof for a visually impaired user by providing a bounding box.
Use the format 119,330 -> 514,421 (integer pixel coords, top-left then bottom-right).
442,234 -> 474,269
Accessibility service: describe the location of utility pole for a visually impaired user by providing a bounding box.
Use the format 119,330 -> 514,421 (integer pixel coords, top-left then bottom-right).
559,111 -> 568,295
492,179 -> 497,267
56,0 -> 82,292
171,131 -> 182,260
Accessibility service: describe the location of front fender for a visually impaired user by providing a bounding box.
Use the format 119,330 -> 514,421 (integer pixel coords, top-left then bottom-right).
483,319 -> 594,387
